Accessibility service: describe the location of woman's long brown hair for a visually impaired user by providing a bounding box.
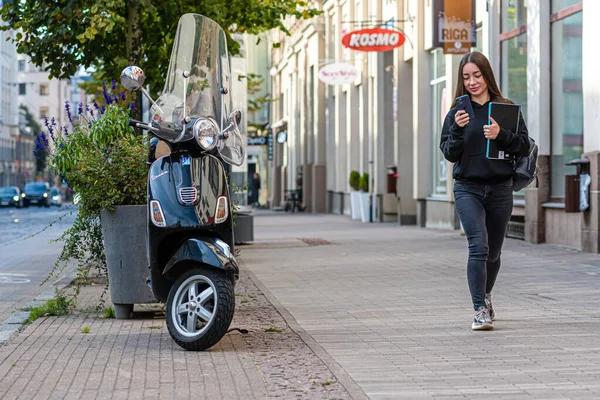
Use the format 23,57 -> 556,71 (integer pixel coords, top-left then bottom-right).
451,51 -> 513,108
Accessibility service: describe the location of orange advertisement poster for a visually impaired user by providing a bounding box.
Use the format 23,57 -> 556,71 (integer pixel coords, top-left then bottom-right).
433,0 -> 476,54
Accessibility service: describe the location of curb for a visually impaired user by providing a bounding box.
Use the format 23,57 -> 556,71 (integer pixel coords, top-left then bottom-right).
239,259 -> 369,400
0,262 -> 79,346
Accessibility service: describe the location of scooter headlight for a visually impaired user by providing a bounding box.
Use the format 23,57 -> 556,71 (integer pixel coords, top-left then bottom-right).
193,118 -> 219,150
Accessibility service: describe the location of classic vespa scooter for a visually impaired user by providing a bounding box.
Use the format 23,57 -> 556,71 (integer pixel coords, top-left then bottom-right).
120,13 -> 245,351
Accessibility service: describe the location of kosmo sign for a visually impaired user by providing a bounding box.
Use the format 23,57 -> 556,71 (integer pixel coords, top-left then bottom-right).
318,62 -> 359,85
342,28 -> 405,52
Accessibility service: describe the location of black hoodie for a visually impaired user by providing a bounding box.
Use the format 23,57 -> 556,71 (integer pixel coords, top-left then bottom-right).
439,100 -> 530,184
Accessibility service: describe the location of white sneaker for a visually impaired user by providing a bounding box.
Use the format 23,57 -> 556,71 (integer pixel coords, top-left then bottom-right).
472,306 -> 494,330
485,293 -> 496,321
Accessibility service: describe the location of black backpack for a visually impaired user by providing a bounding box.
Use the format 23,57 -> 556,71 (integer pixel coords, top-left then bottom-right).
512,137 -> 538,191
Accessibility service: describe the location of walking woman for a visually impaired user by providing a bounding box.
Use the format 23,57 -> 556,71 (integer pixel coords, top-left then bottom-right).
440,51 -> 530,330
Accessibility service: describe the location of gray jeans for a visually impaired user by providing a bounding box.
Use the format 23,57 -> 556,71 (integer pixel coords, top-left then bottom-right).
454,178 -> 513,310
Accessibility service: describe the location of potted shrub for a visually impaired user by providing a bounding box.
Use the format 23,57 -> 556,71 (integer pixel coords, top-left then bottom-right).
359,172 -> 371,223
349,170 -> 361,220
37,82 -> 153,317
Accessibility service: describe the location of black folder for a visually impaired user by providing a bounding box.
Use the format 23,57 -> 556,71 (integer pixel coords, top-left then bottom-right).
486,102 -> 521,160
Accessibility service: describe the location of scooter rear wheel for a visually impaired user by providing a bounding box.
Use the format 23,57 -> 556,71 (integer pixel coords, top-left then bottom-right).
166,267 -> 235,351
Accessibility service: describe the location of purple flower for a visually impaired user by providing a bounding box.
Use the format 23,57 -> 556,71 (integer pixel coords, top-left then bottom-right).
65,101 -> 73,124
63,126 -> 68,135
113,95 -> 119,104
111,79 -> 116,92
50,117 -> 56,127
40,132 -> 49,148
120,91 -> 126,101
93,99 -> 99,110
78,103 -> 84,115
43,117 -> 51,131
102,82 -> 112,104
35,136 -> 45,152
49,129 -> 55,143
129,102 -> 136,110
33,150 -> 38,158
100,104 -> 106,115
89,108 -> 95,119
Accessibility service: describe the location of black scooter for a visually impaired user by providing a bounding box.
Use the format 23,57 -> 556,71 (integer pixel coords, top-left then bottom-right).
120,13 -> 246,351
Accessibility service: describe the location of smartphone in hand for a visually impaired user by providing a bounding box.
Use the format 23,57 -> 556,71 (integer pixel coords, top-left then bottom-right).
455,94 -> 474,119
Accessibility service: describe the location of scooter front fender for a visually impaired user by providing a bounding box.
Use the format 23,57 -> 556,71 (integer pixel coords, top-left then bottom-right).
163,238 -> 239,282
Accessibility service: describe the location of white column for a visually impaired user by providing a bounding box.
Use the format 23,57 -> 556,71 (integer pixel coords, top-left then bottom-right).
526,0 -> 551,154
583,0 -> 600,153
412,0 -> 432,200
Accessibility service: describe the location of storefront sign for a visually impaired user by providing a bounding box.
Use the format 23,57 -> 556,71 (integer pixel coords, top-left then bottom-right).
341,28 -> 406,52
433,0 -> 476,55
318,62 -> 359,85
267,131 -> 273,160
248,136 -> 268,146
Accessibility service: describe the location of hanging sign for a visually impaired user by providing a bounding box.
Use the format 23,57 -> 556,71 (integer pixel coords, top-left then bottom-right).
341,28 -> 405,52
433,0 -> 476,54
248,136 -> 268,146
318,62 -> 359,85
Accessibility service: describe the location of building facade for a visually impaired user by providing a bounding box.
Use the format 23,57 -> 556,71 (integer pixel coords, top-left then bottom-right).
0,20 -> 22,186
270,0 -> 599,253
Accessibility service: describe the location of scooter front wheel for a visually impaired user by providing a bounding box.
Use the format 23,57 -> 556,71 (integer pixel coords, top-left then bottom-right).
166,267 -> 235,351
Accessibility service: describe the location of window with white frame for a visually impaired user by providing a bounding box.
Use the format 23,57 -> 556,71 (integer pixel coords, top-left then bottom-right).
550,1 -> 583,198
431,49 -> 447,196
500,0 -> 528,119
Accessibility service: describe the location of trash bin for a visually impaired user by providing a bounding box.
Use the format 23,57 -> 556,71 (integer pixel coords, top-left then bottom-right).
565,157 -> 590,213
386,165 -> 398,194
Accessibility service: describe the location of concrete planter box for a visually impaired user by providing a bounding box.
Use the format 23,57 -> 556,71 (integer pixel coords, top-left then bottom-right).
350,191 -> 361,220
100,205 -> 155,319
359,192 -> 371,223
234,211 -> 254,244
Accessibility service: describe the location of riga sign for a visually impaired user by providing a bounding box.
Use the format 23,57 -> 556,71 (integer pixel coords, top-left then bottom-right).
342,28 -> 405,52
318,62 -> 359,85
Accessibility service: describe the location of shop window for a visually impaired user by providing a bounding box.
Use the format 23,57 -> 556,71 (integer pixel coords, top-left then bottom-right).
499,0 -> 528,119
430,49 -> 447,196
550,3 -> 582,198
18,83 -> 26,95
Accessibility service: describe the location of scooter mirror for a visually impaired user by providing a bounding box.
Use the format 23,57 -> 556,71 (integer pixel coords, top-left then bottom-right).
232,108 -> 242,125
120,66 -> 146,91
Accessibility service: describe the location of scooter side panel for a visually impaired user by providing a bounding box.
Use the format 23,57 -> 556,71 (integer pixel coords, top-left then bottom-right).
162,238 -> 239,280
148,153 -> 232,228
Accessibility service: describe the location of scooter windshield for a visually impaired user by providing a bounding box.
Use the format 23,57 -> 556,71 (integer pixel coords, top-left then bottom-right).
151,14 -> 245,165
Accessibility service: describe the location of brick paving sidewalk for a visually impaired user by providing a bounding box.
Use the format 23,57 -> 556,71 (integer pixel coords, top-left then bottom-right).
241,213 -> 600,399
2,212 -> 600,399
0,267 -> 353,399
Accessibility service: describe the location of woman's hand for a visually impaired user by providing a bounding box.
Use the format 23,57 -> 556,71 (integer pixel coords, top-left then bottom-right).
484,117 -> 500,140
455,110 -> 470,128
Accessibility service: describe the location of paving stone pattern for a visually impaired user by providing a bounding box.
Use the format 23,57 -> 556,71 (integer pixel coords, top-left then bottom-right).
241,213 -> 600,399
0,265 -> 350,399
2,212 -> 600,399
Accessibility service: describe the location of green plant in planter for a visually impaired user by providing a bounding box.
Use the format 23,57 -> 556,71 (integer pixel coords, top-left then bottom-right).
35,82 -> 147,293
359,173 -> 369,192
349,170 -> 360,191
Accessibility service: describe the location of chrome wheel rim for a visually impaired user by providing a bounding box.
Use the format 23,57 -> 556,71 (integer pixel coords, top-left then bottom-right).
171,275 -> 217,338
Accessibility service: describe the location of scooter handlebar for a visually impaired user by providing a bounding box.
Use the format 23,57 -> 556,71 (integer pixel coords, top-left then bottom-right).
129,119 -> 158,133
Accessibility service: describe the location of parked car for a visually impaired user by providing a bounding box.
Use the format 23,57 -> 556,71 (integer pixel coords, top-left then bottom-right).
50,187 -> 62,206
23,182 -> 51,207
0,186 -> 24,208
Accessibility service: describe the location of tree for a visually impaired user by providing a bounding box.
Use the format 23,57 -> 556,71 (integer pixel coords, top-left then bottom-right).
1,0 -> 320,111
